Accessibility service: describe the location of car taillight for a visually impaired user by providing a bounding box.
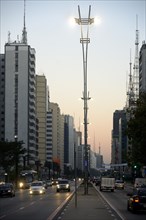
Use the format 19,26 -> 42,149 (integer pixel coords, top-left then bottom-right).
133,197 -> 139,203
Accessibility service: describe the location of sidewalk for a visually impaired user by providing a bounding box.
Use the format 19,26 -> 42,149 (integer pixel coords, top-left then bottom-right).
54,184 -> 123,220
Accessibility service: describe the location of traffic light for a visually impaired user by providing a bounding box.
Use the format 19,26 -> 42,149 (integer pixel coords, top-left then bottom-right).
134,165 -> 137,169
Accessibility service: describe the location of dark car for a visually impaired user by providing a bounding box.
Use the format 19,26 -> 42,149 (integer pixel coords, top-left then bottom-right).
94,177 -> 101,186
0,183 -> 15,197
127,187 -> 146,212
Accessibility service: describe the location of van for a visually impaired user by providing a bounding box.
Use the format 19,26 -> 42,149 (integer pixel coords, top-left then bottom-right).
100,177 -> 115,192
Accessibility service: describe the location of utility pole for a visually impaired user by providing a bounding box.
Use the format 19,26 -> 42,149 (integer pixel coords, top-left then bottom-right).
14,135 -> 18,188
75,5 -> 94,195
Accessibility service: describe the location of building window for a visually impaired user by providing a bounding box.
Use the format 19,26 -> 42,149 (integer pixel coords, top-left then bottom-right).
15,46 -> 18,51
15,65 -> 18,72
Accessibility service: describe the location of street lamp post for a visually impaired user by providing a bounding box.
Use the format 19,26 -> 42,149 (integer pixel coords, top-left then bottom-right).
75,5 -> 94,195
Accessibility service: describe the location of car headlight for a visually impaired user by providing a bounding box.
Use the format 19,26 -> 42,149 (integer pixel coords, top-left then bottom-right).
66,184 -> 69,188
19,182 -> 24,188
29,190 -> 33,194
39,190 -> 43,194
57,184 -> 60,188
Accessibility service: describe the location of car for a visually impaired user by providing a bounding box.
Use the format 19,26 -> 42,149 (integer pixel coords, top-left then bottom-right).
134,178 -> 146,188
0,183 -> 15,197
42,180 -> 48,189
115,179 -> 124,189
127,187 -> 146,212
29,181 -> 46,195
52,179 -> 59,185
46,180 -> 52,187
56,179 -> 70,192
94,177 -> 101,186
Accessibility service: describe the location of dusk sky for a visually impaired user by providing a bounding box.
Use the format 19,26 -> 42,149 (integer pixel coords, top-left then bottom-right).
1,0 -> 146,163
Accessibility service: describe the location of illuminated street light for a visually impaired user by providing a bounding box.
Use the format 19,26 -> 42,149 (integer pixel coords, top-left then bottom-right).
75,5 -> 94,195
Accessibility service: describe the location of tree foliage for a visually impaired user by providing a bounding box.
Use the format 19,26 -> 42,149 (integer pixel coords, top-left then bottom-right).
0,141 -> 26,171
126,93 -> 146,166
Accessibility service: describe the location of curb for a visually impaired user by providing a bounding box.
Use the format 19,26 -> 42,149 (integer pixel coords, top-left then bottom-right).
47,182 -> 83,220
47,190 -> 75,220
93,184 -> 125,220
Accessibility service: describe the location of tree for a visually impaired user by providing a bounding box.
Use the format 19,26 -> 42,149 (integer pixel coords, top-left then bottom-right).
0,140 -> 26,184
126,92 -> 146,167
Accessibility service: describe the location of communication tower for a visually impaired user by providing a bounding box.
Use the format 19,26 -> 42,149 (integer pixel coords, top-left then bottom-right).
132,15 -> 139,102
22,0 -> 27,44
126,16 -> 139,113
126,50 -> 135,110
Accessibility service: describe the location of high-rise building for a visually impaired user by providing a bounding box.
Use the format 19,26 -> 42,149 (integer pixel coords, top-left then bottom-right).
111,109 -> 127,164
46,104 -> 65,176
0,54 -> 5,141
4,41 -> 37,166
49,102 -> 63,176
2,1 -> 38,167
4,37 -> 37,166
60,114 -> 65,175
118,112 -> 127,164
64,115 -> 74,170
90,149 -> 96,169
36,75 -> 47,166
49,102 -> 60,160
46,110 -> 53,163
95,153 -> 103,168
139,41 -> 146,93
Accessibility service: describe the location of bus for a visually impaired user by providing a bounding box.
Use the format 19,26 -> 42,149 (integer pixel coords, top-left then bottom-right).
18,170 -> 38,189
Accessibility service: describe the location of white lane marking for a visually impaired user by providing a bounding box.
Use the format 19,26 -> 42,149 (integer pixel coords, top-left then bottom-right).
19,207 -> 24,210
0,215 -> 6,219
95,187 -> 125,220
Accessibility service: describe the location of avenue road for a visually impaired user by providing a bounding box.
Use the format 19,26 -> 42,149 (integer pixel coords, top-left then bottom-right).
0,182 -> 146,220
95,184 -> 146,220
0,184 -> 72,220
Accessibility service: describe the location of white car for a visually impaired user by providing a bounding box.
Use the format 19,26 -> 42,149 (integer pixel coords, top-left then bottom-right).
115,179 -> 124,189
29,181 -> 46,195
56,179 -> 70,192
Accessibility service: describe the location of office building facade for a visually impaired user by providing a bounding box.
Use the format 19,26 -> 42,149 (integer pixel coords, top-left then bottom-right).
139,41 -> 146,93
111,109 -> 127,164
4,42 -> 37,166
36,75 -> 47,166
0,54 -> 5,141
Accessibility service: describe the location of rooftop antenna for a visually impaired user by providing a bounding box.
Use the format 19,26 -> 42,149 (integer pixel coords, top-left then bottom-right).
99,142 -> 101,155
8,31 -> 11,43
22,0 -> 27,44
78,117 -> 81,131
93,132 -> 95,153
145,0 -> 146,41
133,15 -> 139,102
127,49 -> 135,109
17,35 -> 19,43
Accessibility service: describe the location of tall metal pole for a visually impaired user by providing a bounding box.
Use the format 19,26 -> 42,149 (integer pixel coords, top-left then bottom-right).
14,135 -> 18,188
75,5 -> 94,195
